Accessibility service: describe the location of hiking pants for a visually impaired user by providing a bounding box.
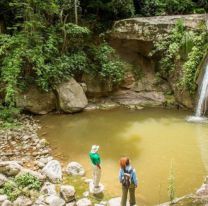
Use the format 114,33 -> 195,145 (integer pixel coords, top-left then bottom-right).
93,165 -> 101,187
121,184 -> 136,206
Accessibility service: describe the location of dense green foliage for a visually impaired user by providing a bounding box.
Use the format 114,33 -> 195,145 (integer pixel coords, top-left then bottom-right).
0,0 -> 207,122
0,0 -> 126,110
140,0 -> 208,16
0,173 -> 41,201
151,20 -> 208,94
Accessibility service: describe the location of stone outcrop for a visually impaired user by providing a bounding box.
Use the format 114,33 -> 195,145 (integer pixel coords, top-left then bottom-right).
82,74 -> 113,97
16,86 -> 56,114
107,14 -> 206,109
109,15 -> 205,42
56,78 -> 88,113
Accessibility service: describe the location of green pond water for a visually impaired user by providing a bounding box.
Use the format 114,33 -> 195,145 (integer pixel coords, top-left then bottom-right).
38,108 -> 208,206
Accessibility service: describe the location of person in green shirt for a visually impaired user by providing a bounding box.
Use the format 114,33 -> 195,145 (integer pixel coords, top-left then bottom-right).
89,145 -> 101,188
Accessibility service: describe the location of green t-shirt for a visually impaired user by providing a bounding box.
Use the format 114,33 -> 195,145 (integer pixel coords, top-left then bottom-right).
89,152 -> 101,165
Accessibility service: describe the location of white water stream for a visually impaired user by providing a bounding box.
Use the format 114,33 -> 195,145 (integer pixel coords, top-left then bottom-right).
195,64 -> 208,117
187,17 -> 208,123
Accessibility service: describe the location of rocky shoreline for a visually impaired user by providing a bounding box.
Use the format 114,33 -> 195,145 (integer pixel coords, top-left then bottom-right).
0,115 -> 112,206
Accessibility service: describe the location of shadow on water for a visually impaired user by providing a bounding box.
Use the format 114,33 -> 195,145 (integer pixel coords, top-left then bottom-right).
37,107 -> 208,206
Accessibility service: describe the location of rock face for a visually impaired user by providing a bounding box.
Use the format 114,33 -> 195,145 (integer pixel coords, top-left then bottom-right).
66,162 -> 85,176
82,74 -> 113,97
56,78 -> 88,113
109,15 -> 204,42
42,160 -> 62,183
108,14 -> 206,109
16,86 -> 56,114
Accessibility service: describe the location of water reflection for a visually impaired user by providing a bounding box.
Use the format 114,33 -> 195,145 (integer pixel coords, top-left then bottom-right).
38,108 -> 207,205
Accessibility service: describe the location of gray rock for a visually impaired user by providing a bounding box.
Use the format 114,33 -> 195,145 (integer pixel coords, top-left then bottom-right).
13,196 -> 33,206
0,161 -> 22,176
89,182 -> 104,194
41,182 -> 57,195
83,191 -> 89,197
42,160 -> 62,183
56,78 -> 88,113
66,201 -> 76,206
76,198 -> 92,206
66,162 -> 85,176
0,195 -> 8,204
60,185 -> 75,203
2,200 -> 13,206
107,197 -> 129,206
0,173 -> 8,186
45,195 -> 65,206
16,86 -> 56,115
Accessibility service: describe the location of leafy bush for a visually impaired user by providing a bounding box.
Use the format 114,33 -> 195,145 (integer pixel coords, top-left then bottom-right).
89,43 -> 125,83
0,105 -> 20,123
15,173 -> 41,190
0,173 -> 41,201
151,20 -> 208,94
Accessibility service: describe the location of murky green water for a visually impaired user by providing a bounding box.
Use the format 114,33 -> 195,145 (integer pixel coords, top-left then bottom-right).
38,108 -> 208,205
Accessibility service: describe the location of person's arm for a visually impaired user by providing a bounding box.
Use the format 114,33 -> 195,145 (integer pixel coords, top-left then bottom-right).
119,169 -> 123,183
132,169 -> 138,187
96,154 -> 101,169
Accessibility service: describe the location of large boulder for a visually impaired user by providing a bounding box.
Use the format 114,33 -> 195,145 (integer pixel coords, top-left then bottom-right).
56,78 -> 88,113
0,161 -> 22,176
42,160 -> 62,183
66,162 -> 85,176
16,86 -> 56,114
60,185 -> 76,203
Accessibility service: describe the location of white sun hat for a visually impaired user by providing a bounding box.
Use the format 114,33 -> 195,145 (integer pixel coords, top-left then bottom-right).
91,145 -> 100,153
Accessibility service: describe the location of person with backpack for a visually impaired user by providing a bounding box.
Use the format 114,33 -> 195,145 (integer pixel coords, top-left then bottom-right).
119,157 -> 138,206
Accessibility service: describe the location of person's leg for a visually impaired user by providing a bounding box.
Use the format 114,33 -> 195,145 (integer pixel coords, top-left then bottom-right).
96,167 -> 101,187
121,186 -> 128,206
93,165 -> 97,186
94,166 -> 101,187
129,184 -> 136,206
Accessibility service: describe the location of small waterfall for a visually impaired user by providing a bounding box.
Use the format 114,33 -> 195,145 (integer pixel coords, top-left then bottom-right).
195,64 -> 208,117
187,15 -> 208,123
